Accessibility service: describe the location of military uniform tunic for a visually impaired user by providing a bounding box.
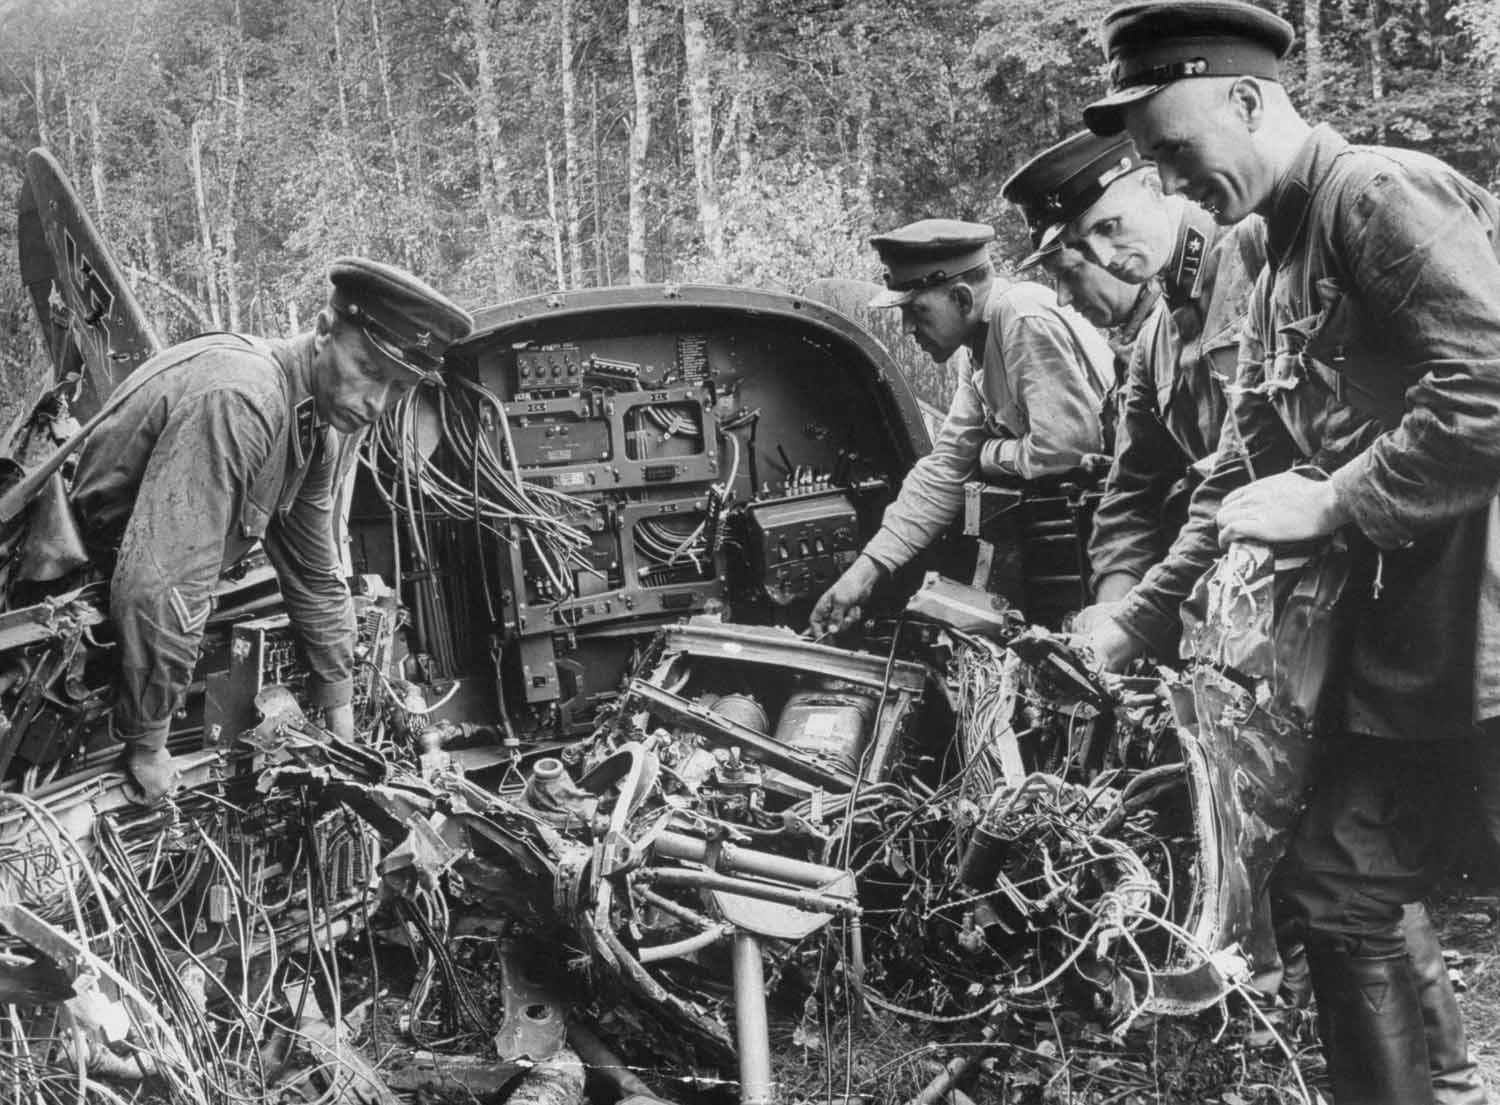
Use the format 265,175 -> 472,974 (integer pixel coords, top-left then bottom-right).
863,281 -> 1113,572
71,332 -> 356,748
1100,280 -> 1163,457
1092,206 -> 1267,648
1124,126 -> 1500,742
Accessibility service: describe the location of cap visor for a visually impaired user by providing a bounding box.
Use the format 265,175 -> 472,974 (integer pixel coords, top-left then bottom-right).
1017,222 -> 1068,271
359,326 -> 441,384
1083,83 -> 1165,136
867,287 -> 915,309
1017,243 -> 1058,272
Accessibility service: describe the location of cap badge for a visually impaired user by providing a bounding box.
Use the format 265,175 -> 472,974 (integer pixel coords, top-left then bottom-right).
412,330 -> 432,351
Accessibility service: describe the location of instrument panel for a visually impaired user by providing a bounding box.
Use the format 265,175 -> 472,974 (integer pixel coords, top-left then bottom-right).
351,285 -> 930,734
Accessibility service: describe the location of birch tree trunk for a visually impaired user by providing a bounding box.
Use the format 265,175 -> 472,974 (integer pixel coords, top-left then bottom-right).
560,0 -> 585,288
87,99 -> 106,221
218,30 -> 246,332
189,120 -> 223,329
545,140 -> 568,290
626,0 -> 652,284
1304,0 -> 1323,113
463,0 -> 510,290
732,1 -> 752,178
33,59 -> 50,148
681,0 -> 724,266
329,0 -> 367,251
1369,0 -> 1386,142
591,76 -> 609,284
369,0 -> 407,202
60,60 -> 79,176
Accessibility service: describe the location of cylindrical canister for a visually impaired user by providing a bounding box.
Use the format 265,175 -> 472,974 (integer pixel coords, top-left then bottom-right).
772,689 -> 877,776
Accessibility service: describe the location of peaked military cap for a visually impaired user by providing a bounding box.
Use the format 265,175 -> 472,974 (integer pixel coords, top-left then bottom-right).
328,257 -> 474,383
867,219 -> 995,308
1002,131 -> 1145,270
1084,0 -> 1295,136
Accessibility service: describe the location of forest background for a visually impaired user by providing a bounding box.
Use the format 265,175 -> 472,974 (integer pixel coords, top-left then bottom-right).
3,0 -> 1500,409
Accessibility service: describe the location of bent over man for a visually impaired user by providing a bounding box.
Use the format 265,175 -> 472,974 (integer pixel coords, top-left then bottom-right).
70,258 -> 473,802
1087,2 -> 1500,1101
810,219 -> 1114,635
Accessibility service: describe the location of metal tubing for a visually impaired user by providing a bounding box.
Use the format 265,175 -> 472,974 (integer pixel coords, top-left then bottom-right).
637,923 -> 734,964
654,830 -> 847,888
637,867 -> 859,917
659,622 -> 926,694
847,914 -> 866,987
732,932 -> 775,1105
904,1019 -> 1005,1105
635,886 -> 715,928
565,1023 -> 661,1102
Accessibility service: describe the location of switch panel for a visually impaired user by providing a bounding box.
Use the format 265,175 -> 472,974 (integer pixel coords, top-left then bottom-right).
746,490 -> 860,606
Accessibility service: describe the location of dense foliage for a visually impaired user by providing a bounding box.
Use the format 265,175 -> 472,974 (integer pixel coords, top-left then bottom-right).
1,0 -> 1498,375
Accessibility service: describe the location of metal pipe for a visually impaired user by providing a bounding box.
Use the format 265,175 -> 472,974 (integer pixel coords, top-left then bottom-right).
732,932 -> 775,1105
637,923 -> 734,964
565,1022 -> 663,1103
847,914 -> 866,988
904,1019 -> 1006,1105
654,830 -> 848,888
636,868 -> 859,917
635,886 -> 715,928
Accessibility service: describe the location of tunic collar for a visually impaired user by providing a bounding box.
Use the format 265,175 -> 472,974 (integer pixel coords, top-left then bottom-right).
267,332 -> 325,469
966,280 -> 1010,365
1265,124 -> 1350,268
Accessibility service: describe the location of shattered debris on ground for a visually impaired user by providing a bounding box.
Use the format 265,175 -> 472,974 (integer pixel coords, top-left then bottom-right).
0,597 -> 1338,1105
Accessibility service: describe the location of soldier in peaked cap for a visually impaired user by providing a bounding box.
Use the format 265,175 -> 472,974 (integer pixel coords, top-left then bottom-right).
1002,130 -> 1161,454
1083,3 -> 1500,1101
809,218 -> 1115,636
1012,129 -> 1485,1105
1005,128 -> 1268,655
70,257 -> 473,803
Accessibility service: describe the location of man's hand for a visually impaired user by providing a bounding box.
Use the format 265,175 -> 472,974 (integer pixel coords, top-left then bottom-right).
1217,470 -> 1351,547
809,556 -> 884,638
323,702 -> 355,741
121,742 -> 181,805
1071,600 -> 1123,638
1079,613 -> 1145,673
1079,453 -> 1112,480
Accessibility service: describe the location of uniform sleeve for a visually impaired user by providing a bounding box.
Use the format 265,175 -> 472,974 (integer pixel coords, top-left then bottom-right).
1111,274 -> 1297,656
984,311 -> 1105,480
263,430 -> 356,708
111,391 -> 274,747
1087,309 -> 1183,590
1326,167 -> 1500,547
861,370 -> 989,572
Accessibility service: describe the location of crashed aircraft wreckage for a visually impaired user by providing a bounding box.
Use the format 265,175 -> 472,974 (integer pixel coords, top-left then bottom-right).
0,148 -> 1331,1104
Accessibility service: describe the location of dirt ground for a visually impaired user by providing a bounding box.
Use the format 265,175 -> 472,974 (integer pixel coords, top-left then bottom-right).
1434,886 -> 1500,1092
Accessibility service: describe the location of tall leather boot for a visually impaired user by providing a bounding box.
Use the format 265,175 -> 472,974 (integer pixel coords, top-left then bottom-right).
1307,937 -> 1435,1105
1403,903 -> 1490,1105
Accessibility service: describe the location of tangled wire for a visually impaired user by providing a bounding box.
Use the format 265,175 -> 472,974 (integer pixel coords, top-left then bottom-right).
360,377 -> 599,601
